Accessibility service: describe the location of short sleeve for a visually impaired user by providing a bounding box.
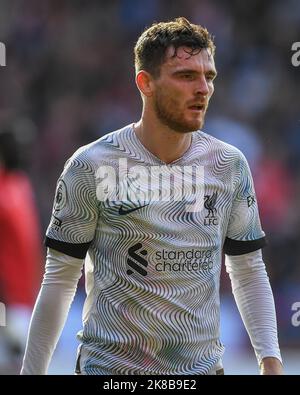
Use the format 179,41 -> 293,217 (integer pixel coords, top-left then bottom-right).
45,151 -> 98,259
223,153 -> 266,256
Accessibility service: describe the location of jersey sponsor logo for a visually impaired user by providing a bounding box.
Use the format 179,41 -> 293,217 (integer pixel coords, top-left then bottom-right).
119,203 -> 149,216
127,243 -> 148,276
155,248 -> 213,272
53,179 -> 67,212
126,243 -> 214,277
204,192 -> 218,225
247,195 -> 255,207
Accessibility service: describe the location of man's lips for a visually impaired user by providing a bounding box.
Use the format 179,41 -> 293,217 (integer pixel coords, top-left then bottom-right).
188,103 -> 206,111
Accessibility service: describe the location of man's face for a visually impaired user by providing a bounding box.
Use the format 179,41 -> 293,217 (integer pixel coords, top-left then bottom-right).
151,46 -> 217,133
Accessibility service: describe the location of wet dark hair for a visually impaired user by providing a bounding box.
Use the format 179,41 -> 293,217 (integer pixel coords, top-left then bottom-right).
134,17 -> 215,78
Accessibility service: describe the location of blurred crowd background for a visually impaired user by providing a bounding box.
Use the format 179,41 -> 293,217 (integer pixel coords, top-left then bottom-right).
0,0 -> 299,374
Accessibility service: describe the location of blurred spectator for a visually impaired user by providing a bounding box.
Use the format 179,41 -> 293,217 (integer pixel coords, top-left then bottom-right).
0,124 -> 42,374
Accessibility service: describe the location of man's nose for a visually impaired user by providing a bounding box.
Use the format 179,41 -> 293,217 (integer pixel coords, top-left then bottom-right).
194,76 -> 209,96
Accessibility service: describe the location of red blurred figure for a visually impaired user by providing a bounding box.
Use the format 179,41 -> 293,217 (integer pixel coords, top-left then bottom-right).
0,129 -> 42,373
0,170 -> 41,306
255,157 -> 294,230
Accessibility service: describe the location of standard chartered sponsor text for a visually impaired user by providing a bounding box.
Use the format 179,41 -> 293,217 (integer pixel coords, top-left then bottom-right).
155,249 -> 213,272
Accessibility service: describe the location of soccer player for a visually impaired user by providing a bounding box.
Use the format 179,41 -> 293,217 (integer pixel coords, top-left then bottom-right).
21,17 -> 283,375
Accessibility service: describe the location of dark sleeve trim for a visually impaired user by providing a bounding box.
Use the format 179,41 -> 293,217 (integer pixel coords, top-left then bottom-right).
223,236 -> 267,256
45,237 -> 91,259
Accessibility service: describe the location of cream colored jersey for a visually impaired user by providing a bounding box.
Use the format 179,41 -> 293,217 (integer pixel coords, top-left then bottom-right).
46,124 -> 266,374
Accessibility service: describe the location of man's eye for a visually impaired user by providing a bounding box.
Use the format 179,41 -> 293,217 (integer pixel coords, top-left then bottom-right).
181,74 -> 193,80
206,75 -> 215,81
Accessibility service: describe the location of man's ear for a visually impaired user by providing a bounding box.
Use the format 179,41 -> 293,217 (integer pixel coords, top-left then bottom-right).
135,70 -> 155,97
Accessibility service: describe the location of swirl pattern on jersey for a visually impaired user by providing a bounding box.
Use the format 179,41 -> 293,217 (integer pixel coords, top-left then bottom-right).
46,124 -> 265,374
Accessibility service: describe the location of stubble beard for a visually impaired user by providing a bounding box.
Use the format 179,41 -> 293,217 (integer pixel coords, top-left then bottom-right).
153,88 -> 205,133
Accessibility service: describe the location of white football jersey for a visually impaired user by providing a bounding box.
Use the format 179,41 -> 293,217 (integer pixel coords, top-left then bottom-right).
46,124 -> 266,374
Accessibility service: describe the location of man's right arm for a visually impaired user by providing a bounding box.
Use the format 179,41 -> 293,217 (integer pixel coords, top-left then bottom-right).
21,149 -> 98,374
20,248 -> 84,375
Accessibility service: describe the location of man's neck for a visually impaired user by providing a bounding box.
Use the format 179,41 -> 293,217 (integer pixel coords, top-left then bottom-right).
133,119 -> 193,164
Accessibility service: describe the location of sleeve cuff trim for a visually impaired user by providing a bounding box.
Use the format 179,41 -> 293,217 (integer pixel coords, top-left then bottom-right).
223,236 -> 267,256
45,237 -> 91,259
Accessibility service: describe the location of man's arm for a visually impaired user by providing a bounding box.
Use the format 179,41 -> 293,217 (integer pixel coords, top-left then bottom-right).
21,248 -> 83,375
225,249 -> 283,375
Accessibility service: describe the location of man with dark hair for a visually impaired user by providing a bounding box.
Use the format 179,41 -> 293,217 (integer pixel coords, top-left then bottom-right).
134,17 -> 215,78
21,17 -> 283,375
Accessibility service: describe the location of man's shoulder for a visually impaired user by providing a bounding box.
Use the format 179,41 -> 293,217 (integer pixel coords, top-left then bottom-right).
197,130 -> 247,162
68,124 -> 132,167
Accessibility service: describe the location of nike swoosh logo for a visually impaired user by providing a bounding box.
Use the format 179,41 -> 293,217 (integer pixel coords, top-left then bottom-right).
118,203 -> 149,215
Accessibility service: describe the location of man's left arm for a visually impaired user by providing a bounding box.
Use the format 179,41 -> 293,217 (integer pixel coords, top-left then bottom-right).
225,250 -> 283,375
224,151 -> 282,374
